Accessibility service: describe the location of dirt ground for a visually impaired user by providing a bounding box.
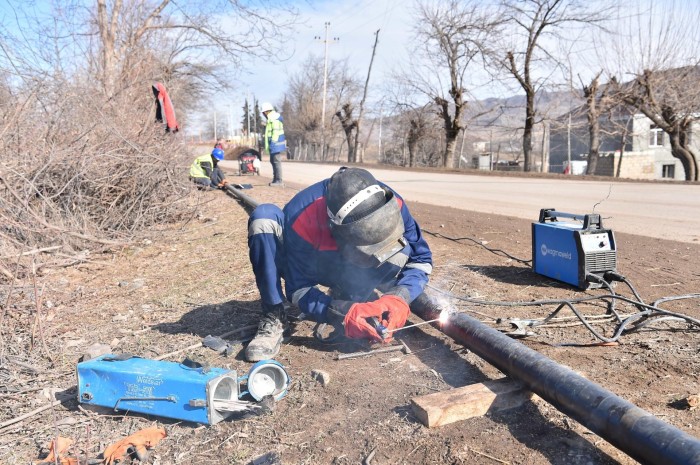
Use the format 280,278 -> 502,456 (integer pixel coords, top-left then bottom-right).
1,174 -> 699,465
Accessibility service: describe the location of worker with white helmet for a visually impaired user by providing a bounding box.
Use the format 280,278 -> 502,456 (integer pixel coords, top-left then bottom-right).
260,102 -> 286,187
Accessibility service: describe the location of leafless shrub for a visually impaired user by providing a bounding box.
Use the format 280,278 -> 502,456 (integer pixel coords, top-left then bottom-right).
0,79 -> 194,279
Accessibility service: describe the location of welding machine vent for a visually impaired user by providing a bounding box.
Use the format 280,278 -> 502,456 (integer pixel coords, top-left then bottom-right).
585,251 -> 617,273
532,208 -> 617,289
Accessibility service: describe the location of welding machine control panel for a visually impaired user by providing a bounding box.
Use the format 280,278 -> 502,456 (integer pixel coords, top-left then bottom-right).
579,232 -> 612,252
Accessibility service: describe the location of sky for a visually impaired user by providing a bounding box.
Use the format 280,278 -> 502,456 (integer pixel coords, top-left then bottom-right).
0,0 -> 415,136
3,0 -> 698,137
214,0 -> 414,136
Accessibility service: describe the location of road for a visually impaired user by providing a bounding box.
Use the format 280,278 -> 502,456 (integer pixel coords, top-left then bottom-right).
223,160 -> 700,243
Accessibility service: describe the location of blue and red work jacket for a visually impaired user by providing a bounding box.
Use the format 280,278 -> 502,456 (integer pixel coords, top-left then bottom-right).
280,179 -> 433,322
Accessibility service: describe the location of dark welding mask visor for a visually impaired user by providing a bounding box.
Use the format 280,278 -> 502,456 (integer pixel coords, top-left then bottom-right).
331,193 -> 406,268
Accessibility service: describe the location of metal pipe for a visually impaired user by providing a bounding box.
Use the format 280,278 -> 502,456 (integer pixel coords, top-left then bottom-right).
224,187 -> 700,463
410,293 -> 700,465
224,184 -> 259,209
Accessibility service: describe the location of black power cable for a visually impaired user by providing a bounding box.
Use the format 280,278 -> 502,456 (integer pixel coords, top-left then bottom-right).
422,229 -> 532,265
423,226 -> 700,344
427,285 -> 700,345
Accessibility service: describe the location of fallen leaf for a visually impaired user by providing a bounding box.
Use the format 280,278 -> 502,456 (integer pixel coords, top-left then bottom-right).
102,425 -> 167,465
36,436 -> 77,465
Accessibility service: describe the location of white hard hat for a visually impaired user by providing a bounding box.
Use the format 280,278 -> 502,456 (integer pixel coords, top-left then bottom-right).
261,102 -> 274,113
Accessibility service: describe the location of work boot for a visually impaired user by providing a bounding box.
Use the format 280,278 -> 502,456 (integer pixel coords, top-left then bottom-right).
268,180 -> 284,187
245,304 -> 287,362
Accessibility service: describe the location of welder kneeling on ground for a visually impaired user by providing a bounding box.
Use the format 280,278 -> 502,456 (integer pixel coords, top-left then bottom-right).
245,167 -> 433,361
190,147 -> 230,189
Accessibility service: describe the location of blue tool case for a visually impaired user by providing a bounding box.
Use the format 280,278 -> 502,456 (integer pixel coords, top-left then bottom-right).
77,354 -> 242,425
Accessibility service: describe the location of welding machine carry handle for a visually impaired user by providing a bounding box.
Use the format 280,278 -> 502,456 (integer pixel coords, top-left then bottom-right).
538,208 -> 603,230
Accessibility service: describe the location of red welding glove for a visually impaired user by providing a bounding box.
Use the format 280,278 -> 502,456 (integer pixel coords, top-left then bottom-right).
218,179 -> 229,188
343,301 -> 386,343
376,294 -> 410,339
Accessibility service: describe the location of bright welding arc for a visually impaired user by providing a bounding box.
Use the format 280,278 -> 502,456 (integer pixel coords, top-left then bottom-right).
385,307 -> 452,334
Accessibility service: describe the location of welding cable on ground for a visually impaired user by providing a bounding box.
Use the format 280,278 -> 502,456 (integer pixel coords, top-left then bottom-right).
652,293 -> 700,307
623,294 -> 700,333
604,271 -> 647,312
428,285 -> 700,344
452,303 -> 621,328
422,229 -> 531,265
586,273 -> 623,323
534,300 -> 634,344
429,284 -> 700,326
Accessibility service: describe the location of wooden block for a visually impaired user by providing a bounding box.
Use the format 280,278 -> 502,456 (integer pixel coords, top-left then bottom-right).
411,377 -> 533,428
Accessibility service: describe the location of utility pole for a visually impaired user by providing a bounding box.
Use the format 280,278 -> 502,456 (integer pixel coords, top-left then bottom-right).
566,112 -> 572,174
315,23 -> 338,160
246,91 -> 251,137
354,29 -> 380,164
253,97 -> 258,135
321,22 -> 329,160
378,105 -> 383,160
228,104 -> 232,140
458,128 -> 466,168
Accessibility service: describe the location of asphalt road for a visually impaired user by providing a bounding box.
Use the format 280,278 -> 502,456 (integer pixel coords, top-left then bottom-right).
223,160 -> 700,244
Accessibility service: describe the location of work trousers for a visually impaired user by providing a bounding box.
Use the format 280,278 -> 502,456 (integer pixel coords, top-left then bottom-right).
191,166 -> 225,189
270,151 -> 285,182
248,204 -> 286,312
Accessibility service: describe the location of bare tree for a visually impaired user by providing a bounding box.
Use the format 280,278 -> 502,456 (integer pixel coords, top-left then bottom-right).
0,1 -> 296,274
399,0 -> 499,168
283,55 -> 360,161
92,0 -> 295,97
500,0 -> 609,172
612,69 -> 700,180
335,103 -> 357,163
382,108 -> 442,167
406,112 -> 433,167
580,72 -> 613,174
601,1 -> 700,181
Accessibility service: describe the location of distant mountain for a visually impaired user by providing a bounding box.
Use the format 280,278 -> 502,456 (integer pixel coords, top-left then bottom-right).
466,89 -> 585,130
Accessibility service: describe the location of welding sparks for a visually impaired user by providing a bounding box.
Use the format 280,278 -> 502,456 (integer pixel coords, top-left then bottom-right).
385,306 -> 452,334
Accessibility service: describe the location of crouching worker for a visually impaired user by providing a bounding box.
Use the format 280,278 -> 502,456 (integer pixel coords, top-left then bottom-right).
190,148 -> 230,189
245,167 -> 433,361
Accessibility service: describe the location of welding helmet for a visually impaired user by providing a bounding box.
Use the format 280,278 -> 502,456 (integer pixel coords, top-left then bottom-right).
212,148 -> 225,161
261,102 -> 274,114
326,167 -> 406,268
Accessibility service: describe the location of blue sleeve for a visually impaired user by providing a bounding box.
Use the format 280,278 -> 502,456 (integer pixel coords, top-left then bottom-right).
283,231 -> 333,322
395,201 -> 433,302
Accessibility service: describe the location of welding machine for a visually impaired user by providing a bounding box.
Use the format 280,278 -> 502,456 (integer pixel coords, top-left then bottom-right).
77,355 -> 290,425
532,209 -> 617,289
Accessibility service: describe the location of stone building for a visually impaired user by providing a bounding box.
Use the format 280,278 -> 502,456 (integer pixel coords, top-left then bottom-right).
549,109 -> 696,180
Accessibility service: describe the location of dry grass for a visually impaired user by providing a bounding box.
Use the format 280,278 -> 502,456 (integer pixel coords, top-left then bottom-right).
0,81 -> 195,281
